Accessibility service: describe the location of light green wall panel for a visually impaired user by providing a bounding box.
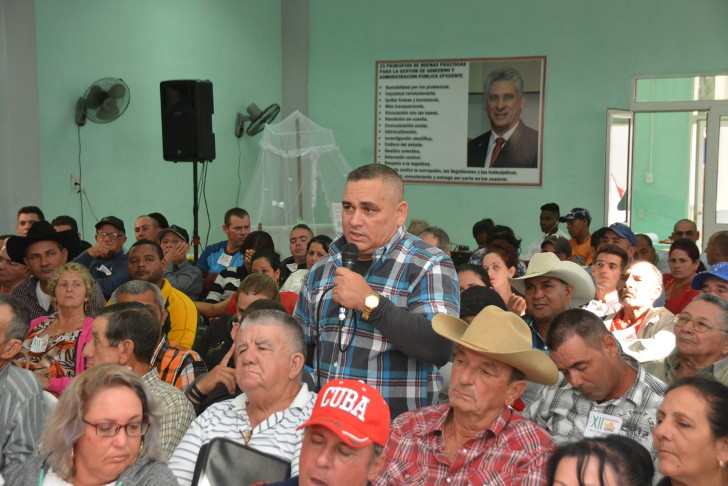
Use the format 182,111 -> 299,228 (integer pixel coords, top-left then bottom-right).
307,0 -> 728,251
35,0 -> 281,244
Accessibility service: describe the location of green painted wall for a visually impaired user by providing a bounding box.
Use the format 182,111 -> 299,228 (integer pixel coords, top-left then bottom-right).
35,0 -> 281,244
307,0 -> 728,251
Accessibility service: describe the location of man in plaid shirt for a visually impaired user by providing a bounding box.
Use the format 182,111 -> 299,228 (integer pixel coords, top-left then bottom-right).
523,308 -> 666,458
295,164 -> 459,417
374,306 -> 559,485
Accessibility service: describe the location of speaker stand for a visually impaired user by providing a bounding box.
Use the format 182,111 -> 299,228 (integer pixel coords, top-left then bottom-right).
191,160 -> 206,261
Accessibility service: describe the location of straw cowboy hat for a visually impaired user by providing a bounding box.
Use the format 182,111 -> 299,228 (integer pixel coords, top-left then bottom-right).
508,252 -> 595,307
433,305 -> 558,385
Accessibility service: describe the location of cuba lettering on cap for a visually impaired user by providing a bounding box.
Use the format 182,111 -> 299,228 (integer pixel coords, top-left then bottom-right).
299,379 -> 390,448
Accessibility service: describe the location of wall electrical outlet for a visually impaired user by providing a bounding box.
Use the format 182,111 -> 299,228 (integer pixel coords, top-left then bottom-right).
71,174 -> 81,192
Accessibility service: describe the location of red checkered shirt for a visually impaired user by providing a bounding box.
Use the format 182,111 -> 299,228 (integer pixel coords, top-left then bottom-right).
373,404 -> 555,486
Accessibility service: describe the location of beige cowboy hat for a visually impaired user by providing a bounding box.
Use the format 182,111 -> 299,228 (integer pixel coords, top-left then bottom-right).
433,306 -> 558,385
508,252 -> 595,307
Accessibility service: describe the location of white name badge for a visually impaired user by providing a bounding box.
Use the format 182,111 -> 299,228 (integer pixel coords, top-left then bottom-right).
217,253 -> 233,267
584,410 -> 623,438
30,335 -> 49,353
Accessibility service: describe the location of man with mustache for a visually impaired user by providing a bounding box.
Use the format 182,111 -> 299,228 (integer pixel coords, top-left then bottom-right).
374,306 -> 558,485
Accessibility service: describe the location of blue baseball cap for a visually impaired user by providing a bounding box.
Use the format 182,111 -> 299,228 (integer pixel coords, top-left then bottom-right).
691,262 -> 728,290
560,208 -> 591,224
606,222 -> 637,247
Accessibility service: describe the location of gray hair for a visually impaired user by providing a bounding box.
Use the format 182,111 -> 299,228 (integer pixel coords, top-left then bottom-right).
110,280 -> 165,311
41,364 -> 162,480
420,226 -> 451,254
627,260 -> 663,296
240,309 -> 306,358
0,294 -> 30,342
692,293 -> 728,330
483,67 -> 524,99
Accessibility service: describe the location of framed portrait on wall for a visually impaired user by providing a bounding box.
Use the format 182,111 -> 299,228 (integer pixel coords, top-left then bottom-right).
375,56 -> 546,186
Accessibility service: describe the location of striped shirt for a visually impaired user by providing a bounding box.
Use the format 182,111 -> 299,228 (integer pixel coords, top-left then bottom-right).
522,355 -> 666,458
204,265 -> 246,303
151,337 -> 207,391
373,404 -> 555,485
0,364 -> 45,479
295,227 -> 460,417
141,369 -> 196,461
168,383 -> 316,486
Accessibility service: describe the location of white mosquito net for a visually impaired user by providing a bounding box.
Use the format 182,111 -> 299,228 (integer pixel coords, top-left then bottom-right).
241,111 -> 351,245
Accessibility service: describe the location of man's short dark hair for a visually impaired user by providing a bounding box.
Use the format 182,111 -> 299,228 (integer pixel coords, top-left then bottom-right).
0,294 -> 31,342
18,206 -> 45,221
636,234 -> 654,249
147,212 -> 169,229
540,203 -> 560,217
224,208 -> 250,227
129,239 -> 164,259
711,231 -> 728,256
595,244 -> 629,270
590,227 -> 609,251
472,218 -> 494,239
546,308 -> 612,351
94,303 -> 160,363
51,215 -> 79,232
291,223 -> 313,236
483,67 -> 524,98
420,226 -> 451,254
346,164 -> 404,201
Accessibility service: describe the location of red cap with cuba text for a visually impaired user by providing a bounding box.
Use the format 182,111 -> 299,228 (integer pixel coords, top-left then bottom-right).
299,379 -> 391,448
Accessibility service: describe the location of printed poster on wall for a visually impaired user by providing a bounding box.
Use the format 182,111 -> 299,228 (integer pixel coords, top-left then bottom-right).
375,56 -> 546,186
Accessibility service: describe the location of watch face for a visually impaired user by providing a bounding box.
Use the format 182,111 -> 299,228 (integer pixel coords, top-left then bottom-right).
365,294 -> 379,307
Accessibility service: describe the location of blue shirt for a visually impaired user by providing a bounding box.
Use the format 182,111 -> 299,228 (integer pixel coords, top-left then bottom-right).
196,240 -> 244,274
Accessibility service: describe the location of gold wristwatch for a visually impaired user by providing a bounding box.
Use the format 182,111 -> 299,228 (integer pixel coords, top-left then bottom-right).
361,292 -> 380,320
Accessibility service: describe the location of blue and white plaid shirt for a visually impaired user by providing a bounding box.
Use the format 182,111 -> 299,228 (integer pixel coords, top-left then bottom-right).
295,226 -> 460,417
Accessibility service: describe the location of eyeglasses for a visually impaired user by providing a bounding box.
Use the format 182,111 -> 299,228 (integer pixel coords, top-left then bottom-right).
96,231 -> 124,239
82,419 -> 149,437
674,314 -> 728,334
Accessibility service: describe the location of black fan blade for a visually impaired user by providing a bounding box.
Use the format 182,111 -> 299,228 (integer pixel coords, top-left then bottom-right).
246,103 -> 280,136
85,85 -> 107,109
108,83 -> 127,99
95,105 -> 119,121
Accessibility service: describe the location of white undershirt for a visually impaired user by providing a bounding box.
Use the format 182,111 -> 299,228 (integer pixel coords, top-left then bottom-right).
36,280 -> 51,311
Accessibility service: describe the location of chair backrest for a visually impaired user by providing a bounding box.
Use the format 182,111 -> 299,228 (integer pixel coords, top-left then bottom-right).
191,437 -> 291,486
42,390 -> 58,416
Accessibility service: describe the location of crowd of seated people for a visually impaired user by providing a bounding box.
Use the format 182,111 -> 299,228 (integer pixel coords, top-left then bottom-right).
3,176 -> 728,486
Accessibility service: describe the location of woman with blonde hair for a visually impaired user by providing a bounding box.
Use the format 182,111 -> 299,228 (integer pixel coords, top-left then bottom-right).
7,364 -> 177,485
17,262 -> 95,395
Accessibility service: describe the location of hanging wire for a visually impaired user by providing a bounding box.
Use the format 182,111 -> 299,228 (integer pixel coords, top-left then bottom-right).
77,125 -> 85,236
235,137 -> 243,205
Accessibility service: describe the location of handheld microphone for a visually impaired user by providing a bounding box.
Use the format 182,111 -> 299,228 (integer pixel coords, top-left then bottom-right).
339,243 -> 359,322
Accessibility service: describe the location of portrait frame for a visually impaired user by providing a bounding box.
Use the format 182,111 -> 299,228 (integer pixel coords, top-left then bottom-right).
375,56 -> 546,186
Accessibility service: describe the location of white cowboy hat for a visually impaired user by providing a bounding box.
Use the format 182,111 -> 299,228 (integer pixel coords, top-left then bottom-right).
433,306 -> 559,386
508,252 -> 595,307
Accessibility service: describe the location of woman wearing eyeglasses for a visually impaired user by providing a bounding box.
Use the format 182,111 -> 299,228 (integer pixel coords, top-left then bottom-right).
645,293 -> 728,386
7,364 -> 177,486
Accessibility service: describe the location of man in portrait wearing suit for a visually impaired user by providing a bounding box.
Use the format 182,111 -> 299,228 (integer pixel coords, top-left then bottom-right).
467,67 -> 539,169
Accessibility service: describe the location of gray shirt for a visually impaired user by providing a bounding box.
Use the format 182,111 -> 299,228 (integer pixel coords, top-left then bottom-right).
0,364 -> 44,479
165,260 -> 203,301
